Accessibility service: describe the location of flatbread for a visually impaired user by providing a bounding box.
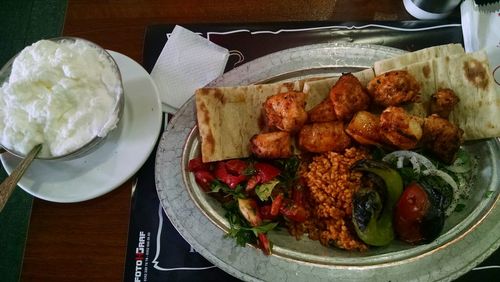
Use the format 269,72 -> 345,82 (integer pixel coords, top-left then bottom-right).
434,51 -> 500,140
196,82 -> 300,162
374,44 -> 464,75
376,50 -> 499,140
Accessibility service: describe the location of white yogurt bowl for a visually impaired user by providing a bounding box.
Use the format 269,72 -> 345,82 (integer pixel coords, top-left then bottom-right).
0,37 -> 124,160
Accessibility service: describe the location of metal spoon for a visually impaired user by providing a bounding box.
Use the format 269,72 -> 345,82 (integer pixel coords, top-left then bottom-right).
0,144 -> 42,212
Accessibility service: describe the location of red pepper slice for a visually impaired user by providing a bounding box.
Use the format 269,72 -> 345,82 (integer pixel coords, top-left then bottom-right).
280,200 -> 308,223
270,193 -> 284,216
225,159 -> 248,175
188,157 -> 210,172
193,170 -> 215,192
246,163 -> 281,191
292,179 -> 306,207
215,162 -> 247,189
258,233 -> 272,255
254,163 -> 281,183
259,205 -> 277,220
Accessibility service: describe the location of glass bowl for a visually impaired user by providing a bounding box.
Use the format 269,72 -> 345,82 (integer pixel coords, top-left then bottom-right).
0,37 -> 124,160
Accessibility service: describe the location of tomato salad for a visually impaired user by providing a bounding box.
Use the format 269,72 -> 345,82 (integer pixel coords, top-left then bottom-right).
188,156 -> 307,255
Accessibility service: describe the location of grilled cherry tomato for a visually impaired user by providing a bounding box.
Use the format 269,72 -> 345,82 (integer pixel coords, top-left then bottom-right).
193,170 -> 215,191
394,182 -> 430,244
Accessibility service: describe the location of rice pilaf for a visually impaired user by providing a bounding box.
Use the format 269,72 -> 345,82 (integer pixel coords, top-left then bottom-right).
298,147 -> 370,251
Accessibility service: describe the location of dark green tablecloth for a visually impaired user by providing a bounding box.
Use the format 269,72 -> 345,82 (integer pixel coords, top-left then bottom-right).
0,1 -> 66,281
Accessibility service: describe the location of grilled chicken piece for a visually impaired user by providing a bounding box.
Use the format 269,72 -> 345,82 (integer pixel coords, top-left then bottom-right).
329,73 -> 370,121
298,121 -> 351,153
379,106 -> 423,150
263,91 -> 308,133
250,131 -> 293,159
367,70 -> 420,107
429,88 -> 459,119
422,114 -> 464,164
346,111 -> 384,146
307,97 -> 337,123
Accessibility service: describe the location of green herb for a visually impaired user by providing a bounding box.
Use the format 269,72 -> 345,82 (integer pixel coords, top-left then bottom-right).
250,222 -> 279,235
454,203 -> 466,212
243,165 -> 256,176
371,146 -> 389,161
397,167 -> 421,186
484,190 -> 495,198
255,180 -> 279,201
274,156 -> 300,186
223,201 -> 256,246
210,180 -> 246,199
223,201 -> 279,247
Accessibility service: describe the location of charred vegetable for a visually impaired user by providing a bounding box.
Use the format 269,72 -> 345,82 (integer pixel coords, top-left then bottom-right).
351,160 -> 403,246
394,181 -> 446,244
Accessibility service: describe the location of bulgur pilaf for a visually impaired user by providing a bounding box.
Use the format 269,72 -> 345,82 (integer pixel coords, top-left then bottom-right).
297,147 -> 371,251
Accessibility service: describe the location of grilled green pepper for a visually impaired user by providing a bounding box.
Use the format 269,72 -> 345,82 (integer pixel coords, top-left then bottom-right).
351,160 -> 403,246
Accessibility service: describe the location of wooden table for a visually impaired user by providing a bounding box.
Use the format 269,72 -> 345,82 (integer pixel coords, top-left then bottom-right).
20,0 -> 440,280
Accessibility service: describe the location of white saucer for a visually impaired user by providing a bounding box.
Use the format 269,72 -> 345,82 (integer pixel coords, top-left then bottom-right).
0,51 -> 162,203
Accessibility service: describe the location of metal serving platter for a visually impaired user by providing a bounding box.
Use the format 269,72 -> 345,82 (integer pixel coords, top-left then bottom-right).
155,43 -> 500,281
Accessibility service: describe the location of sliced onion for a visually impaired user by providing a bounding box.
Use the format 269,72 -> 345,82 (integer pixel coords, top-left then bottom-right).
382,150 -> 436,171
445,149 -> 471,174
421,169 -> 459,216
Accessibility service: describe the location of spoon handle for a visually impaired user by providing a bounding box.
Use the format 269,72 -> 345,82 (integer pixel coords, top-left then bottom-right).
0,144 -> 42,212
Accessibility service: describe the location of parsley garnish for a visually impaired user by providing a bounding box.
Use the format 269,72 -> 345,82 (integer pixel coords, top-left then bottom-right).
454,203 -> 466,212
274,156 -> 300,186
210,180 -> 245,199
222,201 -> 279,247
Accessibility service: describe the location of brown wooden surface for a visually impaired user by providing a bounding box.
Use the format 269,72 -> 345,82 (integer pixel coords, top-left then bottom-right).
21,0 -> 421,281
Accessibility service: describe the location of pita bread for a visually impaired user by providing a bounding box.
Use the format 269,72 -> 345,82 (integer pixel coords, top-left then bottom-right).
374,44 -> 464,75
375,49 -> 499,140
196,82 -> 299,162
434,51 -> 500,140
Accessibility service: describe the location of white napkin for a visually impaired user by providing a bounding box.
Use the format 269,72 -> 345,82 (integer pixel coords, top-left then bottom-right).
461,0 -> 500,87
151,25 -> 229,113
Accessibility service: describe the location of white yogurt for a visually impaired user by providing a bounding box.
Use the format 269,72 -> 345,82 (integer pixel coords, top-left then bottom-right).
0,39 -> 122,157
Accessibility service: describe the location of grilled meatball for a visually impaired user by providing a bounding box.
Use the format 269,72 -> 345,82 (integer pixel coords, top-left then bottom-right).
298,121 -> 351,153
379,106 -> 423,150
429,88 -> 459,119
346,111 -> 384,147
250,131 -> 293,159
263,91 -> 308,132
422,114 -> 464,164
329,73 -> 370,121
307,97 -> 337,123
367,70 -> 420,107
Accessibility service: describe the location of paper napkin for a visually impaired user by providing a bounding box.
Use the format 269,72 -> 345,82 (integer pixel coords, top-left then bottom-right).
151,25 -> 229,113
461,0 -> 500,87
